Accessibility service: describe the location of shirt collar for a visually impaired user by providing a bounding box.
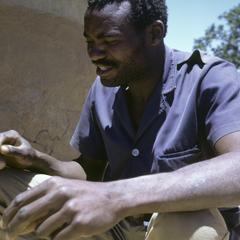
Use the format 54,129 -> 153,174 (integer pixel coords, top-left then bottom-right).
162,46 -> 176,95
177,49 -> 206,72
162,47 -> 206,95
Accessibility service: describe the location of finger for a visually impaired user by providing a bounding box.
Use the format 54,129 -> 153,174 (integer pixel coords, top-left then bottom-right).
0,131 -> 20,147
0,145 -> 23,157
0,145 -> 11,155
4,199 -> 46,237
18,217 -> 54,240
19,220 -> 40,235
53,214 -> 97,240
3,182 -> 47,227
53,223 -> 84,240
6,193 -> 61,239
11,218 -> 45,237
36,208 -> 72,239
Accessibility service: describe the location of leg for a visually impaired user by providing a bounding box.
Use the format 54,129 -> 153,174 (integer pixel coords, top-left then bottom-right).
145,209 -> 230,240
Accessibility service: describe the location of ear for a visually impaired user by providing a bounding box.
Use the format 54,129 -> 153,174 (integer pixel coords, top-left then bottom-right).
145,20 -> 165,46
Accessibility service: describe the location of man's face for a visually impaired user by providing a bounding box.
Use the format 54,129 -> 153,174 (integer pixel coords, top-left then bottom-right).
84,1 -> 148,87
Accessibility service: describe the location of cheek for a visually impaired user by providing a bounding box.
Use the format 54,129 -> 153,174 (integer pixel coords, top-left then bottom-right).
108,42 -> 137,59
108,40 -> 145,66
110,52 -> 138,67
108,48 -> 127,62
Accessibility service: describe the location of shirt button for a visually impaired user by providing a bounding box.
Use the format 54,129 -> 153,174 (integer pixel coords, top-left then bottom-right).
131,148 -> 140,157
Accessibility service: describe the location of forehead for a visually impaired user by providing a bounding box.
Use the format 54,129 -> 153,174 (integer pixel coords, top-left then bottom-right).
84,1 -> 133,36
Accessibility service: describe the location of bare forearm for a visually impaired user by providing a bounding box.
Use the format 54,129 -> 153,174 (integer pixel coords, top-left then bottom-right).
108,152 -> 240,218
29,150 -> 86,180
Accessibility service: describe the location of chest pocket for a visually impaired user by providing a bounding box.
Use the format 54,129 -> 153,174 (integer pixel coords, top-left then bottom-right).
156,146 -> 202,173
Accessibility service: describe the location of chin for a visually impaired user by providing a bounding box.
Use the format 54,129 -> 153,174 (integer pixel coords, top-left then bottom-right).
100,77 -> 121,88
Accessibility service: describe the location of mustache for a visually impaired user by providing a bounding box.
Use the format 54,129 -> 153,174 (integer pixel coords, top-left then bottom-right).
92,59 -> 117,67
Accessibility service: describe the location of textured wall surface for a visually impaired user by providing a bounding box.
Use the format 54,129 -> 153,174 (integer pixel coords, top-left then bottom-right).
0,0 -> 95,159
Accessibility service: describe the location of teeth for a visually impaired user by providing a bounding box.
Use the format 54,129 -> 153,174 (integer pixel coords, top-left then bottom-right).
99,66 -> 109,71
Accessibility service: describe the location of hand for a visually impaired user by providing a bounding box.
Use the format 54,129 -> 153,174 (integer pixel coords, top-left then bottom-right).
0,130 -> 35,170
2,177 -> 123,240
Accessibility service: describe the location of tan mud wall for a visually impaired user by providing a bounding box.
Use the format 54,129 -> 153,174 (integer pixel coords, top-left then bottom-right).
0,1 -> 96,160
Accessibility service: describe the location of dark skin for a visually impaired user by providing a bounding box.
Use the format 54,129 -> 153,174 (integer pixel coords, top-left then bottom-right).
1,1 -> 240,240
84,1 -> 165,128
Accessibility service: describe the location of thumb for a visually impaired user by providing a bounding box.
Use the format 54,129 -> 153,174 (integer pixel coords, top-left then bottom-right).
0,145 -> 19,156
0,145 -> 11,155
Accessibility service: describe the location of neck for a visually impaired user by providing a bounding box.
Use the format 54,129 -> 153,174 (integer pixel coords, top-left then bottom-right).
124,44 -> 165,130
126,44 -> 165,104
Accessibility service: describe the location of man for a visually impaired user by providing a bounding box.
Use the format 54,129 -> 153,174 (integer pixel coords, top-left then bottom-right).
0,0 -> 240,239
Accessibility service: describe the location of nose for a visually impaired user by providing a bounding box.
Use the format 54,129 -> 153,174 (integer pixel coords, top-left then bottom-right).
88,43 -> 107,62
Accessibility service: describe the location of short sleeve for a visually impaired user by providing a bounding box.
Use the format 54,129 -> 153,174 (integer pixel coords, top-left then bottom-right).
70,82 -> 107,160
198,60 -> 240,145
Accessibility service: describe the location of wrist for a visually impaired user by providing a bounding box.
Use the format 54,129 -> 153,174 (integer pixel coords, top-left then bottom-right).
106,180 -> 139,219
18,147 -> 39,170
30,150 -> 58,175
30,150 -> 87,179
29,148 -> 38,167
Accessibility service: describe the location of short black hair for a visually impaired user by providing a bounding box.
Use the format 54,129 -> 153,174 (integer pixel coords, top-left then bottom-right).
87,0 -> 168,36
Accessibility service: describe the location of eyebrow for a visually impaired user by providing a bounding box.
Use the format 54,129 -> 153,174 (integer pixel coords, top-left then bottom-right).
83,31 -> 122,39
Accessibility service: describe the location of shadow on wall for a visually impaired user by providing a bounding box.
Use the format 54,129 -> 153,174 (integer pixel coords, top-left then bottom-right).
0,1 -> 96,160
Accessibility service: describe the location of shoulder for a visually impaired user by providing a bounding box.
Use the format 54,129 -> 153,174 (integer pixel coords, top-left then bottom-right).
173,48 -> 238,75
169,48 -> 239,91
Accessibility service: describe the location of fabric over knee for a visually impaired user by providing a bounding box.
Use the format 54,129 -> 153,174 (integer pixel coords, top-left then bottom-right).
145,209 -> 229,240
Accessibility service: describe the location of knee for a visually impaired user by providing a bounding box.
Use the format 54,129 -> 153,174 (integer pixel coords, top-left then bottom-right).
145,210 -> 229,240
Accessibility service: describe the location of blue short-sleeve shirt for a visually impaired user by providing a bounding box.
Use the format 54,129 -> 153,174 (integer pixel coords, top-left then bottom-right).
70,46 -> 240,181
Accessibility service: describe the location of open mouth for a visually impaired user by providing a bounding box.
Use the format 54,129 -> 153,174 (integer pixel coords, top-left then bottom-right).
96,65 -> 114,76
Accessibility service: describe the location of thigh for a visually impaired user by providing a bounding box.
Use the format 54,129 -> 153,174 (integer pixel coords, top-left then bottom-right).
0,168 -> 51,209
145,209 -> 230,240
